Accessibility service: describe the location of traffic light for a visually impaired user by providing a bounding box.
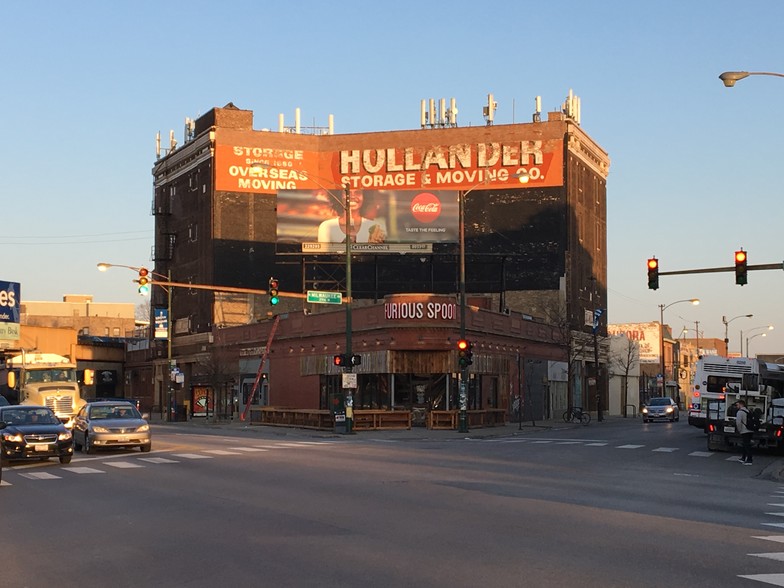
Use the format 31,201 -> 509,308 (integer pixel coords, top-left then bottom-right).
647,257 -> 659,290
457,339 -> 473,368
137,267 -> 151,295
350,354 -> 361,366
268,277 -> 280,305
734,249 -> 748,285
333,354 -> 347,366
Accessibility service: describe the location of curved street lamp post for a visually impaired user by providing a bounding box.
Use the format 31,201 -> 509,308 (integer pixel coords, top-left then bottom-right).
741,325 -> 774,357
659,299 -> 700,398
98,262 -> 173,420
719,71 -> 784,87
722,314 -> 753,355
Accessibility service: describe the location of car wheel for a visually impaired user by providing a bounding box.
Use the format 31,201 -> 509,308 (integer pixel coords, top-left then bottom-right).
59,455 -> 72,465
84,434 -> 95,455
140,444 -> 151,453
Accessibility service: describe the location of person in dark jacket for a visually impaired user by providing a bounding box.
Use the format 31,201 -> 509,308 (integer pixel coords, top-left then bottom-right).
735,399 -> 753,465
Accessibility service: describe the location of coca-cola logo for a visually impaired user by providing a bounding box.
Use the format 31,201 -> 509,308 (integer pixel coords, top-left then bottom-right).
410,192 -> 441,223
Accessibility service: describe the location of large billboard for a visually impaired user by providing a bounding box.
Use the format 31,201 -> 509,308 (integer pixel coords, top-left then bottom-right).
276,188 -> 459,253
0,280 -> 20,341
214,137 -> 564,195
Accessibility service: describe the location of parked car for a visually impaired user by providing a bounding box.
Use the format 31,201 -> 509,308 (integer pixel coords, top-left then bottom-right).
0,405 -> 74,464
72,401 -> 151,454
642,397 -> 680,423
0,396 -> 9,406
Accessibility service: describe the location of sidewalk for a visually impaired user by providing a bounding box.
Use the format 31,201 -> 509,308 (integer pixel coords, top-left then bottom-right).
149,412 -> 640,441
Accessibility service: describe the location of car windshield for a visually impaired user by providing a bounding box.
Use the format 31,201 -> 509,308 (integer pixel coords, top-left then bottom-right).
0,407 -> 60,425
90,405 -> 141,420
647,398 -> 672,406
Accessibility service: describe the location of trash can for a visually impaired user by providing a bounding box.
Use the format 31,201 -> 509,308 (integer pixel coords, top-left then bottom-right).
334,410 -> 347,434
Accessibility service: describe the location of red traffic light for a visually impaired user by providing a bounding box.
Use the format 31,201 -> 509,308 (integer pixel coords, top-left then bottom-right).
457,339 -> 469,351
647,258 -> 658,270
333,354 -> 346,366
734,249 -> 748,285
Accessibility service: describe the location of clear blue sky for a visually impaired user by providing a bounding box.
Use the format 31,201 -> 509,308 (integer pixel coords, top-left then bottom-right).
2,1 -> 782,356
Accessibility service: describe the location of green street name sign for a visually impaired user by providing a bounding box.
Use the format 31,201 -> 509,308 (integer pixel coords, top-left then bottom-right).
306,290 -> 343,305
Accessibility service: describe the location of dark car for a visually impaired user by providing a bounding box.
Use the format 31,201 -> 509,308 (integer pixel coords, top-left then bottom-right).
642,397 -> 680,423
0,396 -> 9,407
0,405 -> 74,464
72,401 -> 151,454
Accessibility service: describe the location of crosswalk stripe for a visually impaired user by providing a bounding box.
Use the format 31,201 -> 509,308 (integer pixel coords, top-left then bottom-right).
106,462 -> 144,469
0,480 -> 11,486
139,457 -> 179,464
617,444 -> 644,449
765,513 -> 784,518
65,467 -> 105,474
555,441 -> 584,445
230,447 -> 269,452
753,536 -> 784,543
688,451 -> 714,457
750,553 -> 784,561
652,447 -> 678,452
585,442 -> 607,446
203,450 -> 242,456
19,472 -> 60,480
762,523 -> 784,529
172,453 -> 213,459
739,574 -> 784,586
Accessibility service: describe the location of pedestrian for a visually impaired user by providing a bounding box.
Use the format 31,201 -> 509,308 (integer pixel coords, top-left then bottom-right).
735,399 -> 753,465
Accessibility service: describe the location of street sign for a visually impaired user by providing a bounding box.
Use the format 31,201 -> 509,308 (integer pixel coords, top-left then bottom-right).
307,290 -> 343,305
342,373 -> 357,389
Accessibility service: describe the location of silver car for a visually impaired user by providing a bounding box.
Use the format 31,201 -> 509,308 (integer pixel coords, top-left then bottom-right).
642,397 -> 680,423
72,401 -> 151,453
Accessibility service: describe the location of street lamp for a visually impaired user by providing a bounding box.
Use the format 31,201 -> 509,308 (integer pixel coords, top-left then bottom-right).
719,71 -> 784,87
659,298 -> 700,398
98,262 -> 173,420
741,325 -> 774,356
722,314 -> 752,355
747,332 -> 767,357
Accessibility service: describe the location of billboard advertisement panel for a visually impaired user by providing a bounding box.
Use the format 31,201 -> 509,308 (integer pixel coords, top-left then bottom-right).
277,188 -> 459,253
608,322 -> 662,364
214,137 -> 564,195
0,280 -> 20,341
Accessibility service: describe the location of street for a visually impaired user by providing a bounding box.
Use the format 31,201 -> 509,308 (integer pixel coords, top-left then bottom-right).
2,418 -> 784,587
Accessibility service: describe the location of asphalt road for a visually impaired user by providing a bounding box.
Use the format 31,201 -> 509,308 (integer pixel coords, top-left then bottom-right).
2,418 -> 784,587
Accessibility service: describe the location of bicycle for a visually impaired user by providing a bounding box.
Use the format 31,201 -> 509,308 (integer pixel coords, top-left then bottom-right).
562,406 -> 591,425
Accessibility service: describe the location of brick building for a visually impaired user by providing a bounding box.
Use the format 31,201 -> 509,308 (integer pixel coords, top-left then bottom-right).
135,101 -> 610,422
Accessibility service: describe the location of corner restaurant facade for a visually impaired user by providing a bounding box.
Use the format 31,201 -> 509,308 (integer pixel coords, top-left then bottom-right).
209,293 -> 567,424
145,103 -> 610,421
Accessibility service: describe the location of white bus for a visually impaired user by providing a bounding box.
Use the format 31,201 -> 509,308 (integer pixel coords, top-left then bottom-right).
688,356 -> 758,429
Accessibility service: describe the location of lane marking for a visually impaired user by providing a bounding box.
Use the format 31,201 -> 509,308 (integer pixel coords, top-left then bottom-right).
203,450 -> 242,456
19,472 -> 60,480
739,574 -> 784,585
65,467 -> 105,474
172,453 -> 213,459
106,462 -> 144,469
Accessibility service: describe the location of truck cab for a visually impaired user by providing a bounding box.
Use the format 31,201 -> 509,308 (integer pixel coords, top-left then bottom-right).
5,353 -> 86,428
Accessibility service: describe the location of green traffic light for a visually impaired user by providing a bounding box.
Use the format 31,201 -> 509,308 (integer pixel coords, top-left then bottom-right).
270,295 -> 279,305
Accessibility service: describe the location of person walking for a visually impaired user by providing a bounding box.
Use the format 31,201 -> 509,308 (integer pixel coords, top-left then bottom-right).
735,399 -> 753,465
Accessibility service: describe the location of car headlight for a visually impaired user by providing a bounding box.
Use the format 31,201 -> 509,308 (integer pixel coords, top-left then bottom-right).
58,430 -> 72,441
2,433 -> 24,443
137,424 -> 150,432
642,408 -> 648,414
92,426 -> 109,433
666,407 -> 674,413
